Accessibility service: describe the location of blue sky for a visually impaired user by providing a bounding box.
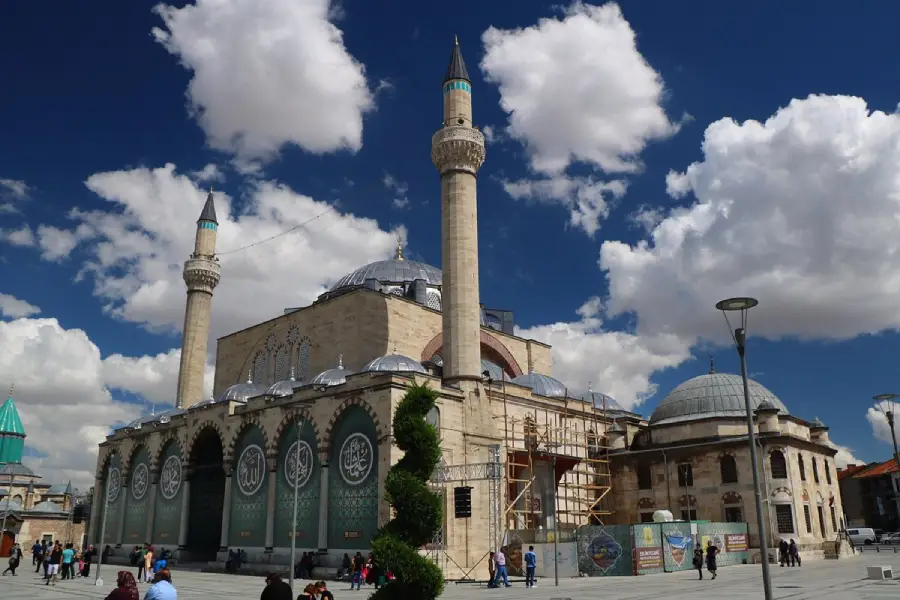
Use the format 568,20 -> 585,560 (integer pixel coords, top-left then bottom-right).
2,0 -> 899,485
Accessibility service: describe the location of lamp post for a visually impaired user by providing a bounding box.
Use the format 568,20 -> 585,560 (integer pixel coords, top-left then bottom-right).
872,394 -> 900,526
0,463 -> 12,551
716,296 -> 772,600
288,414 -> 307,592
94,478 -> 111,586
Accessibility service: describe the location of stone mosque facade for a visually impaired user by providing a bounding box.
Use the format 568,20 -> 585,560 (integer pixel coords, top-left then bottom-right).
89,40 -> 847,576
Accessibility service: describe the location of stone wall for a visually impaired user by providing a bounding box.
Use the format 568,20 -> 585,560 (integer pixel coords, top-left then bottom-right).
18,518 -> 85,546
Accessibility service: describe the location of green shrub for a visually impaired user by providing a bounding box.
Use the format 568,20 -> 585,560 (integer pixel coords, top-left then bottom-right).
370,382 -> 444,599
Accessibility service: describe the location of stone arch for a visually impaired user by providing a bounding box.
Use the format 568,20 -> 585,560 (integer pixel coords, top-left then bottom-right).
719,453 -> 739,484
678,494 -> 697,507
637,497 -> 655,510
153,435 -> 184,473
722,491 -> 743,505
186,420 -> 226,464
768,447 -> 788,479
226,415 -> 269,462
420,331 -> 525,377
271,409 -> 322,457
324,396 -> 384,452
98,448 -> 120,476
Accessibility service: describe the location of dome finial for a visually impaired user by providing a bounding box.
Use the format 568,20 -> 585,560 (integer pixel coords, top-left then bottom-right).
247,369 -> 253,384
395,237 -> 404,261
289,366 -> 296,382
709,355 -> 715,374
338,353 -> 344,369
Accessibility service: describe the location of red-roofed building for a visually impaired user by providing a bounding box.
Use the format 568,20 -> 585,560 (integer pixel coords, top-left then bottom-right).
838,459 -> 900,532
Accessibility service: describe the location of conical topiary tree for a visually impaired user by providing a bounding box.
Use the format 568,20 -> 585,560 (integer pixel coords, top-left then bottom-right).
370,382 -> 444,599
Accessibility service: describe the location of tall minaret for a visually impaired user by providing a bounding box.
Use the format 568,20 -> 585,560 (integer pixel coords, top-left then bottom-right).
432,37 -> 486,383
175,190 -> 221,408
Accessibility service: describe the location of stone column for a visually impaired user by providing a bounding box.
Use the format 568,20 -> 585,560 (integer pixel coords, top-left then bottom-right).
219,462 -> 233,550
145,470 -> 158,544
87,477 -> 103,544
115,483 -> 128,548
265,456 -> 277,552
317,460 -> 329,549
177,467 -> 192,549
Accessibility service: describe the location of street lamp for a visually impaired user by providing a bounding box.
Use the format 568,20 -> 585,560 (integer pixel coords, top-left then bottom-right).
0,463 -> 12,549
872,394 -> 900,525
288,414 -> 308,592
716,296 -> 772,600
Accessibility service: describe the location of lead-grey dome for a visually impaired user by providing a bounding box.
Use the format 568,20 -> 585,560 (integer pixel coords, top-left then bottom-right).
512,372 -> 568,398
32,500 -> 63,513
330,259 -> 443,292
126,408 -> 185,429
312,355 -> 353,387
480,359 -> 504,381
217,377 -> 266,404
650,373 -> 788,426
363,354 -> 428,374
266,377 -> 303,398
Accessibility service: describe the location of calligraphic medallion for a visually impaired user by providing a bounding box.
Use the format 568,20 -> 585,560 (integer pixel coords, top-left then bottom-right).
107,467 -> 121,503
284,441 -> 314,489
236,444 -> 266,496
159,455 -> 182,500
339,433 -> 373,486
131,463 -> 149,501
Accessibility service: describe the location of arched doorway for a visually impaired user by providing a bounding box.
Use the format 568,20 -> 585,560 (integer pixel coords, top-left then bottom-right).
186,428 -> 225,558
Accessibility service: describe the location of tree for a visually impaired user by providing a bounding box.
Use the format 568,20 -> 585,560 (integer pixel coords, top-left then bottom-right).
370,382 -> 444,599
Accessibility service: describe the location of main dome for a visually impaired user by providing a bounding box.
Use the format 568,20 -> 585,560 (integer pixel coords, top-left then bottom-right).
650,373 -> 789,426
329,259 -> 443,292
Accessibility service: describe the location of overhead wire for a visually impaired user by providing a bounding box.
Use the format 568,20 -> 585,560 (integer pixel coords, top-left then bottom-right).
216,210 -> 332,256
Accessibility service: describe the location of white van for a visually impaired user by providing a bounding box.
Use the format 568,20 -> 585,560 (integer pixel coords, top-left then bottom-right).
846,527 -> 877,545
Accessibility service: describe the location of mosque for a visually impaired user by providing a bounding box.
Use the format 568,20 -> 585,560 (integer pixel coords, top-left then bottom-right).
89,39 -> 846,577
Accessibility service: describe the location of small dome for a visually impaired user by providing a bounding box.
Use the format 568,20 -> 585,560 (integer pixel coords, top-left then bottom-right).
266,368 -> 303,398
363,354 -> 427,374
429,355 -> 444,367
609,422 -> 624,433
480,359 -> 504,381
0,462 -> 35,478
810,416 -> 826,428
756,399 -> 778,412
511,372 -> 568,398
126,408 -> 185,429
580,392 -> 629,414
311,355 -> 353,387
32,500 -> 63,513
1,498 -> 22,511
650,373 -> 789,426
217,374 -> 266,404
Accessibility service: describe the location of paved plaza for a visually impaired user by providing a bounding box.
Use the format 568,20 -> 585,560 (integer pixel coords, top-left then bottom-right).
1,555 -> 898,599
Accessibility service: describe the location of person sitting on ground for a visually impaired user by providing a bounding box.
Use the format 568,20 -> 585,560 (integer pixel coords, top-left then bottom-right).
260,572 -> 292,600
316,580 -> 334,600
104,570 -> 139,600
145,568 -> 177,600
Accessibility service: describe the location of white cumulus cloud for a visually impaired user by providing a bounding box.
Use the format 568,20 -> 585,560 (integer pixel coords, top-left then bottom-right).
601,94 -> 900,345
0,317 -> 192,488
152,0 -> 374,169
0,293 -> 41,318
830,442 -> 864,469
867,402 -> 900,447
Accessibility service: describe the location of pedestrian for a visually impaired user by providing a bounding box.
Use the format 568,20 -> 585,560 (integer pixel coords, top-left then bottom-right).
137,544 -> 147,582
705,540 -> 718,580
31,540 -> 41,566
260,572 -> 292,600
36,540 -> 46,573
104,570 -> 140,600
493,546 -> 511,588
46,541 -> 62,586
350,551 -> 364,590
778,538 -> 789,567
2,543 -> 21,575
82,545 -> 95,578
61,543 -> 75,579
144,545 -> 155,583
789,539 -> 801,567
692,545 -> 704,580
487,551 -> 497,588
524,545 -> 537,588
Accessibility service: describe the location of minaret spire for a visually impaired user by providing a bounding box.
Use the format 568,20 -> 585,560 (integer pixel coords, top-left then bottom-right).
175,190 -> 222,408
433,36 -> 485,383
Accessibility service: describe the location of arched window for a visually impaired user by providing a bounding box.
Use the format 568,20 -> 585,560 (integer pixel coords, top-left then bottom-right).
770,450 -> 788,479
720,455 -> 738,484
812,458 -> 820,484
677,463 -> 694,487
825,460 -> 832,485
426,406 -> 440,431
798,454 -> 806,481
637,464 -> 652,490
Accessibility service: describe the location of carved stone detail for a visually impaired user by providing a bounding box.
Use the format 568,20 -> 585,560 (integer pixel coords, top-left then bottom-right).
183,257 -> 221,294
431,126 -> 486,175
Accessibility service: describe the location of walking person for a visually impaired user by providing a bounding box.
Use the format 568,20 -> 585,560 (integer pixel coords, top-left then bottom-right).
350,551 -> 364,590
81,545 -> 95,578
61,543 -> 75,579
692,545 -> 704,580
789,539 -> 801,567
35,540 -> 46,573
45,541 -> 62,586
31,540 -> 41,566
487,551 -> 497,588
136,544 -> 147,582
778,538 -> 789,567
493,546 -> 511,588
524,545 -> 537,588
2,543 -> 21,575
143,545 -> 155,583
705,540 -> 719,580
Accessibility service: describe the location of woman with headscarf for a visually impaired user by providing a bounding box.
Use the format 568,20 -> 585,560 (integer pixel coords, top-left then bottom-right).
104,570 -> 140,600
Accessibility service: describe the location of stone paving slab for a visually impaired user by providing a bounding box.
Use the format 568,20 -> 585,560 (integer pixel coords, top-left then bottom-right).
0,556 -> 897,599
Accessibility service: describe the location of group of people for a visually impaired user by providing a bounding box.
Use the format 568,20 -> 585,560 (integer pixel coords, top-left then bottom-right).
778,538 -> 802,567
261,574 -> 334,600
129,544 -> 171,583
1,539 -> 99,585
692,540 -> 720,580
105,569 -> 177,600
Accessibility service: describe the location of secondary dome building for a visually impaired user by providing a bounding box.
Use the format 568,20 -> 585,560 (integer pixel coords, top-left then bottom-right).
608,364 -> 845,562
91,40 -> 619,580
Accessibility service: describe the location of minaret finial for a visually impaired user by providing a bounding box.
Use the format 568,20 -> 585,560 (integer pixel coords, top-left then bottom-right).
247,369 -> 253,384
455,34 -> 459,46
395,238 -> 404,261
7,383 -> 13,398
709,355 -> 715,374
338,354 -> 344,369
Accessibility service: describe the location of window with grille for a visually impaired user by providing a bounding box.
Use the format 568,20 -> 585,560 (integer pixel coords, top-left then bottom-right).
812,458 -> 820,484
775,504 -> 794,534
426,292 -> 441,310
825,460 -> 832,485
637,465 -> 653,490
677,464 -> 694,487
724,506 -> 743,523
798,455 -> 806,481
680,509 -> 697,521
720,455 -> 738,484
253,351 -> 267,385
770,450 -> 788,479
803,504 -> 812,533
830,505 -> 837,530
297,339 -> 311,380
274,346 -> 290,381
